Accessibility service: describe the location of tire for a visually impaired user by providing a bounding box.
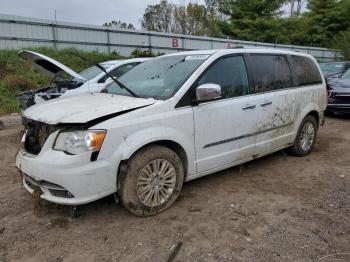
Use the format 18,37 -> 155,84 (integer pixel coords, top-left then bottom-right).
289,115 -> 318,157
119,145 -> 184,217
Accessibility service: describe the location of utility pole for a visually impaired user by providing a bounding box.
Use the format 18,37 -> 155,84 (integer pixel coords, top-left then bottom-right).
290,0 -> 303,18
290,0 -> 296,17
296,0 -> 303,17
52,9 -> 58,50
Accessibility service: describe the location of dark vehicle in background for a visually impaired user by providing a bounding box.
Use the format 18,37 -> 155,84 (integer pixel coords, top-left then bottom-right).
327,69 -> 350,114
320,61 -> 350,81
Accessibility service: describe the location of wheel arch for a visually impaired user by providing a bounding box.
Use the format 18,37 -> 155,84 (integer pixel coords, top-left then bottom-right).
126,140 -> 189,177
292,102 -> 322,142
116,139 -> 189,198
307,110 -> 320,126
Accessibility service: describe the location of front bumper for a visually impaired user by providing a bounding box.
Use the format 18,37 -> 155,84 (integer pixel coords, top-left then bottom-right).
326,104 -> 350,114
16,149 -> 117,205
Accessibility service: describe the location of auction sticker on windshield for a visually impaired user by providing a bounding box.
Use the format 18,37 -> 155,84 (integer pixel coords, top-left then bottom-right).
185,55 -> 210,60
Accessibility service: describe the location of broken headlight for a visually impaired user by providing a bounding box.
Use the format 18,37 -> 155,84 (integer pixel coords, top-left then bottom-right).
53,130 -> 106,155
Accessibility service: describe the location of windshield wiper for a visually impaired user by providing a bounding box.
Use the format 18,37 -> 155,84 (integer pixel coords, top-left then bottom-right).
70,52 -> 139,98
93,63 -> 139,98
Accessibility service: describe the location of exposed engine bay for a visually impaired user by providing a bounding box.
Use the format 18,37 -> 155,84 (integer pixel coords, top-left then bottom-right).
18,50 -> 87,110
19,80 -> 83,110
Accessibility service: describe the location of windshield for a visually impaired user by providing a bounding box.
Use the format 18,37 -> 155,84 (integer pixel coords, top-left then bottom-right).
341,69 -> 350,80
74,64 -> 111,81
104,55 -> 209,99
320,63 -> 343,74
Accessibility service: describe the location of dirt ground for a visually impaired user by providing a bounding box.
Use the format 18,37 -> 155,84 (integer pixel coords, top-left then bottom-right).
0,115 -> 349,262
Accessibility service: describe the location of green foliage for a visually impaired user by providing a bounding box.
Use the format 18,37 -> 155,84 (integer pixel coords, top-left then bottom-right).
142,0 -> 173,33
141,0 -> 222,37
103,20 -> 135,30
219,0 -> 286,19
333,30 -> 350,60
131,49 -> 164,58
218,0 -> 288,43
0,48 -> 123,114
306,0 -> 350,47
205,0 -> 223,37
277,17 -> 311,45
216,0 -> 350,48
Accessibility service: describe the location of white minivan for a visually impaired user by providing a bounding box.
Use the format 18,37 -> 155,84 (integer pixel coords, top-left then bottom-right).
16,48 -> 327,216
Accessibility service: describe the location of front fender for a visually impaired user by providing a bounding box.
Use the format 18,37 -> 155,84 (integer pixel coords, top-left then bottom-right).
111,126 -> 196,176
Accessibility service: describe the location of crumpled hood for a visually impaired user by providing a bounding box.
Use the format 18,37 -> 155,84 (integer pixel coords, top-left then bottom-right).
23,93 -> 156,124
18,50 -> 85,81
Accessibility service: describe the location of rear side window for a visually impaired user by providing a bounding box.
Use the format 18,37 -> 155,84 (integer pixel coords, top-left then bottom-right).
251,55 -> 293,93
197,56 -> 249,99
291,56 -> 322,86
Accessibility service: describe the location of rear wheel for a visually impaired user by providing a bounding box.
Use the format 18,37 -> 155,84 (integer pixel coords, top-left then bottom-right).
289,115 -> 318,156
119,145 -> 184,217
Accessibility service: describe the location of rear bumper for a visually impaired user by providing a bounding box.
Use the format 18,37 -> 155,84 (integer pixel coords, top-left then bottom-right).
16,150 -> 117,205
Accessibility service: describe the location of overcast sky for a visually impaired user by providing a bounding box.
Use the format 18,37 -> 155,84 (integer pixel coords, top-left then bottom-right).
0,0 -> 204,29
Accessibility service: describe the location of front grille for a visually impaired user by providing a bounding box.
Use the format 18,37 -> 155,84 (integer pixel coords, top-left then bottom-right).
23,119 -> 58,155
334,93 -> 350,104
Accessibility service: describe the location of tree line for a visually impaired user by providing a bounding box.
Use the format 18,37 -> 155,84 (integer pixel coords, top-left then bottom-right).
103,0 -> 350,58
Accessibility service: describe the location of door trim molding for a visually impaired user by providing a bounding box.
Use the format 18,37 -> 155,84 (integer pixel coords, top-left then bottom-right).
203,121 -> 294,148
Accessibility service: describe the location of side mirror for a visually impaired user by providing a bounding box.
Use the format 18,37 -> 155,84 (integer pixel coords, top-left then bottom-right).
195,83 -> 222,103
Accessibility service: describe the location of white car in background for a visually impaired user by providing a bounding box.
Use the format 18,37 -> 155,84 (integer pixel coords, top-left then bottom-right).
62,58 -> 150,97
18,50 -> 149,109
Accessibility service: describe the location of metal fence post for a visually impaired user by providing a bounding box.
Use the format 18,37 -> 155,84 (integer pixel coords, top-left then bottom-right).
322,50 -> 325,62
106,29 -> 111,54
51,23 -> 57,50
148,33 -> 152,53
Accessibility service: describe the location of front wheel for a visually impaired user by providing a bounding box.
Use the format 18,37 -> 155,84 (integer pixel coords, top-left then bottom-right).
289,115 -> 318,157
119,145 -> 184,217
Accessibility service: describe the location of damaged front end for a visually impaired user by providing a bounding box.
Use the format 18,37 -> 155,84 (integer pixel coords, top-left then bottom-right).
16,117 -> 113,204
16,93 -> 156,205
18,118 -> 78,201
22,117 -> 60,155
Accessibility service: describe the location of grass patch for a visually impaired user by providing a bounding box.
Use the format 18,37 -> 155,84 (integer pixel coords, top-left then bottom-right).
0,48 -> 123,114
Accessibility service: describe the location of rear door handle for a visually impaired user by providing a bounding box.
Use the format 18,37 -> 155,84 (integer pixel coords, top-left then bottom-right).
242,104 -> 256,110
260,101 -> 272,107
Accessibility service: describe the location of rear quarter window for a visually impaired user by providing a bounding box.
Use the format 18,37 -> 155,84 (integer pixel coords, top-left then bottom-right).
291,56 -> 322,86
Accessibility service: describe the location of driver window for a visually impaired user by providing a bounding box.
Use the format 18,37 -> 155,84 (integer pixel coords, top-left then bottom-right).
197,56 -> 249,99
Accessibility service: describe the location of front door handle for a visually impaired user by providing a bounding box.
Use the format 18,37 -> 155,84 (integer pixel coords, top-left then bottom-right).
242,104 -> 256,110
260,101 -> 272,107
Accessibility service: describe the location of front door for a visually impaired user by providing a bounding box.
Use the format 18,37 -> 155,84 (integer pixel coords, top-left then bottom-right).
193,55 -> 262,173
